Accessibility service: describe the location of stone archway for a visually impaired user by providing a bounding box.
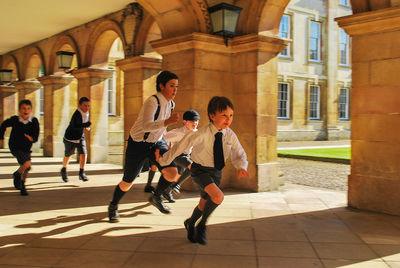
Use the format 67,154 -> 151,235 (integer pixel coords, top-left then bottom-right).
73,21 -> 125,163
121,0 -> 290,191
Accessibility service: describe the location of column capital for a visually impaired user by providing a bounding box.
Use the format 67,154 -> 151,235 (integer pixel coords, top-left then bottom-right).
13,80 -> 42,91
0,85 -> 17,93
231,34 -> 288,54
37,74 -> 74,86
72,67 -> 114,80
336,6 -> 400,36
151,32 -> 228,55
150,32 -> 287,55
116,56 -> 161,71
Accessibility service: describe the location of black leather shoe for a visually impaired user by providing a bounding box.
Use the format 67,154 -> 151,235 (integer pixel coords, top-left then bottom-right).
171,183 -> 181,194
184,219 -> 196,243
108,203 -> 120,223
149,195 -> 171,214
20,181 -> 28,196
79,172 -> 89,182
162,191 -> 175,203
144,185 -> 155,193
195,224 -> 207,245
13,171 -> 22,190
20,188 -> 28,196
61,168 -> 68,182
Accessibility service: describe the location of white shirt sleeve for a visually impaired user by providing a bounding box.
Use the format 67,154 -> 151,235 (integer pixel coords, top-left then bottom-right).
142,97 -> 166,132
229,132 -> 248,171
159,131 -> 199,166
163,128 -> 181,144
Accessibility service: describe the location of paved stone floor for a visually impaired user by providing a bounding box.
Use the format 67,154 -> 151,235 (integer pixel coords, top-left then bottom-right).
1,149 -> 400,267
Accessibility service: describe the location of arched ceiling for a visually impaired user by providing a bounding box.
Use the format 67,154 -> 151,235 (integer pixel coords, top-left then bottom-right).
0,0 -> 136,55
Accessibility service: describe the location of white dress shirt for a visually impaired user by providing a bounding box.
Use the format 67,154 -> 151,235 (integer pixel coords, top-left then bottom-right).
159,123 -> 248,171
130,92 -> 173,143
163,126 -> 197,155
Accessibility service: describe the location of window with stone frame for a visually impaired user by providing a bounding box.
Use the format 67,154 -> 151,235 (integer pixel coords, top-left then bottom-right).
279,15 -> 291,58
106,70 -> 116,116
278,82 -> 290,119
340,29 -> 349,65
309,85 -> 320,119
309,21 -> 321,62
339,88 -> 350,120
39,66 -> 45,116
339,0 -> 350,7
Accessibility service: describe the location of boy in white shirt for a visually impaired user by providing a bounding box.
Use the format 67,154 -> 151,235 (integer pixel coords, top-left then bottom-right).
108,71 -> 180,222
157,96 -> 249,245
160,109 -> 200,202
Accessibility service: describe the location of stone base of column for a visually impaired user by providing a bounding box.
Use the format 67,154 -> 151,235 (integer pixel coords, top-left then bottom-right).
257,162 -> 282,191
348,174 -> 400,215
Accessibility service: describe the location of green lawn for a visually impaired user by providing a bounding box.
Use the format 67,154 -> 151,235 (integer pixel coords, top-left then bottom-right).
278,147 -> 351,160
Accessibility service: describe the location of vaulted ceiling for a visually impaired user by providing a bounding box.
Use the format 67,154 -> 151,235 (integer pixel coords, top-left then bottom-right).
0,0 -> 136,54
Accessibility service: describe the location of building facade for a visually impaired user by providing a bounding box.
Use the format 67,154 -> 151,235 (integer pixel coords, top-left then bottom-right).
277,0 -> 352,141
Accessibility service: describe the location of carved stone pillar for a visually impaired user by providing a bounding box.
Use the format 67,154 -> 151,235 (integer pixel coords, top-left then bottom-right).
337,7 -> 400,215
37,75 -> 74,156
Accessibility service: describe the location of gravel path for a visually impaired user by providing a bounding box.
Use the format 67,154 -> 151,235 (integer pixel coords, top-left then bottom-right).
278,157 -> 350,191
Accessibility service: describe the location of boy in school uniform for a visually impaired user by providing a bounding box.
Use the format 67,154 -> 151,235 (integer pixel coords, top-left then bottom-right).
157,96 -> 249,245
108,70 -> 180,223
60,97 -> 91,182
0,99 -> 40,196
162,109 -> 200,201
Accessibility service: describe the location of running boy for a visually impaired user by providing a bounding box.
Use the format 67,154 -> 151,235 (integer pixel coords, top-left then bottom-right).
108,70 -> 180,223
162,109 -> 200,201
61,97 -> 91,182
157,96 -> 249,245
0,99 -> 40,195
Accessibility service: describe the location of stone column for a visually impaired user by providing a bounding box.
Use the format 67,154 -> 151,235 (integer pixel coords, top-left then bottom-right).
116,56 -> 161,147
325,0 -> 339,139
337,7 -> 400,215
231,34 -> 287,191
37,75 -> 74,156
14,80 -> 42,152
151,33 -> 286,191
0,85 -> 18,149
73,67 -> 113,163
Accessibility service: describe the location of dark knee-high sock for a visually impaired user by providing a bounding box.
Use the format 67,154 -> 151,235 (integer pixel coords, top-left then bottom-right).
154,175 -> 171,196
110,185 -> 126,206
198,199 -> 219,226
176,169 -> 191,185
187,206 -> 202,225
147,170 -> 155,185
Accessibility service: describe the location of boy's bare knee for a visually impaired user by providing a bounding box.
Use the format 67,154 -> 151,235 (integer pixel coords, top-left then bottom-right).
211,192 -> 224,205
119,181 -> 133,191
162,167 -> 178,182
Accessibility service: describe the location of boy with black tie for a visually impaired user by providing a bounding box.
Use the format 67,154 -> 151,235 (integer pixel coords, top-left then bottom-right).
157,96 -> 249,245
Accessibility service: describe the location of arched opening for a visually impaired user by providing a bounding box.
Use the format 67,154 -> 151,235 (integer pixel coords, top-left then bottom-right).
274,0 -> 352,194
23,52 -> 45,153
105,37 -> 125,164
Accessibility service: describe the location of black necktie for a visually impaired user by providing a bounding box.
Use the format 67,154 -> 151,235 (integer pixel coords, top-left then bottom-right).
213,132 -> 225,170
